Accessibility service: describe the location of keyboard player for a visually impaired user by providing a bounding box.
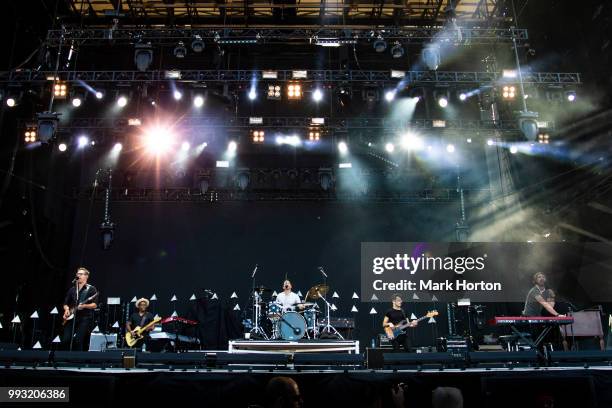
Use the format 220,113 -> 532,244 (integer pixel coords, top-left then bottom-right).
522,272 -> 564,317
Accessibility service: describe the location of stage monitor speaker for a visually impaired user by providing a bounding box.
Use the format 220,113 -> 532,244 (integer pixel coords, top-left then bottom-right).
293,353 -> 364,369
549,350 -> 612,367
366,348 -> 385,369
0,350 -> 51,366
52,351 -> 123,367
136,351 -> 207,368
213,352 -> 289,369
89,333 -> 118,351
0,342 -> 19,351
468,351 -> 538,368
383,352 -> 463,369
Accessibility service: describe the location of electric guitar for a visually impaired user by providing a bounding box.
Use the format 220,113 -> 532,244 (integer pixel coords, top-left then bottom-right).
125,316 -> 162,347
62,293 -> 99,326
385,310 -> 439,339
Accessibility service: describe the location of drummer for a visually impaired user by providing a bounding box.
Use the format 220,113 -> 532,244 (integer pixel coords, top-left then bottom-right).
276,280 -> 305,312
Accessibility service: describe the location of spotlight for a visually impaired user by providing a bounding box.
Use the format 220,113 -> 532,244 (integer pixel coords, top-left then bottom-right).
193,95 -> 204,107
385,143 -> 395,153
391,42 -> 404,59
502,85 -> 516,99
313,88 -> 323,102
53,81 -> 68,99
6,97 -> 16,107
144,126 -> 175,155
538,133 -> 550,144
228,141 -> 237,152
112,143 -> 123,153
385,90 -> 396,102
438,97 -> 448,108
251,130 -> 265,143
486,139 -> 494,146
466,138 -> 472,143
308,130 -> 320,141
71,97 -> 82,107
58,143 -> 67,152
24,125 -> 37,144
191,35 -> 205,53
287,83 -> 302,100
373,39 -> 387,53
173,41 -> 187,58
400,133 -> 424,151
134,42 -> 153,72
248,88 -> 257,100
338,141 -> 348,154
267,84 -> 281,100
36,112 -> 60,143
510,146 -> 518,154
78,135 -> 89,148
446,144 -> 455,153
95,91 -> 104,99
517,111 -> 539,141
422,44 -> 441,71
566,91 -> 576,102
117,96 -> 128,108
459,93 -> 467,101
173,90 -> 183,100
181,141 -> 190,151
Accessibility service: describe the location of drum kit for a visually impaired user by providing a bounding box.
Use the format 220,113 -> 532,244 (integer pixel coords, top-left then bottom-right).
248,284 -> 344,340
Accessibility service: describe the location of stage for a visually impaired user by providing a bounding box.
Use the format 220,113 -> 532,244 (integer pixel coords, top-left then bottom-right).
2,349 -> 612,407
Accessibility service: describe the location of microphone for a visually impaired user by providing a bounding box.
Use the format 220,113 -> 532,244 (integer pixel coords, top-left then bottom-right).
251,264 -> 258,279
318,267 -> 328,278
71,276 -> 79,283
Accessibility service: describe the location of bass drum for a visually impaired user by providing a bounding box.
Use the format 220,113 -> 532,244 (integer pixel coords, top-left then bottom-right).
276,311 -> 307,340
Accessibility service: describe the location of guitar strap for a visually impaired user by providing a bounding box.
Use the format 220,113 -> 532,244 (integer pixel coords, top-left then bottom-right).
139,313 -> 148,327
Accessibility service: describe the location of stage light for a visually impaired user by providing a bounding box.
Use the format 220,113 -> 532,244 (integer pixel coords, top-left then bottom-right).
518,111 -> 539,141
385,90 -> 396,102
117,96 -> 128,107
391,42 -> 404,59
173,41 -> 187,58
510,146 -> 518,154
252,130 -> 265,143
267,84 -> 281,100
338,141 -> 348,154
193,95 -> 204,107
339,162 -> 352,169
313,88 -> 323,102
400,133 -> 424,151
248,88 -> 257,100
181,141 -> 190,151
308,130 -> 320,141
228,140 -> 237,152
438,97 -> 448,108
466,138 -> 472,143
566,91 -> 576,102
287,83 -> 302,100
24,126 -> 37,144
95,91 -> 104,99
459,93 -> 467,101
36,112 -> 60,143
53,81 -> 68,99
134,43 -> 153,72
446,144 -> 455,153
373,39 -> 387,53
78,135 -> 89,148
502,86 -> 516,99
128,118 -> 142,126
487,139 -> 494,146
6,97 -> 16,107
58,143 -> 67,152
503,69 -> 518,79
422,44 -> 440,71
191,36 -> 205,53
144,126 -> 175,155
71,97 -> 82,107
173,90 -> 183,100
385,143 -> 395,153
538,133 -> 550,144
112,143 -> 123,153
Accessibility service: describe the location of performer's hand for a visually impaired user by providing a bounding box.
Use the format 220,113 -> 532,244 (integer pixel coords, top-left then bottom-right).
410,321 -> 418,327
388,323 -> 394,328
63,311 -> 70,319
77,304 -> 85,310
557,314 -> 565,317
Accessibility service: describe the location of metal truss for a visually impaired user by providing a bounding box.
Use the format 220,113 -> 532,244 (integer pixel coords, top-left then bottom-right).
1,69 -> 581,86
46,26 -> 528,46
74,187 -> 488,203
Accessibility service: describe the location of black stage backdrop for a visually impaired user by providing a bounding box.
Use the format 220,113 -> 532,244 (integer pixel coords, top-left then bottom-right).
70,200 -> 478,347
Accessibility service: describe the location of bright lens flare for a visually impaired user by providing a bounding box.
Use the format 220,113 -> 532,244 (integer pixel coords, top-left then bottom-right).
144,126 -> 175,155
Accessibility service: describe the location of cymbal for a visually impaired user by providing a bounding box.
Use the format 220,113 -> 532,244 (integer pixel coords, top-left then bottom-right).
306,284 -> 329,300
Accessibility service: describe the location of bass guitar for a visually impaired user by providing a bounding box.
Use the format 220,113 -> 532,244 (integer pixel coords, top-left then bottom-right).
385,310 -> 439,339
125,316 -> 162,347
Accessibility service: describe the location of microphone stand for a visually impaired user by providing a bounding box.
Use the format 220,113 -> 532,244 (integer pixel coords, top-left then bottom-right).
249,264 -> 268,339
317,267 -> 343,339
69,279 -> 79,351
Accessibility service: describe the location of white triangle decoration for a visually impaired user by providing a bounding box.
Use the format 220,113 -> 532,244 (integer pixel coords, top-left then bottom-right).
431,295 -> 438,302
352,292 -> 359,299
351,305 -> 358,313
17,347 -> 21,351
11,315 -> 21,324
189,294 -> 196,301
52,335 -> 61,343
428,317 -> 436,324
332,291 -> 339,298
170,295 -> 177,302
272,291 -> 278,297
233,304 -> 241,311
131,296 -> 138,303
150,294 -> 158,301
230,292 -> 238,299
92,325 -> 100,333
154,314 -> 160,320
410,313 -> 417,320
297,291 -> 303,297
50,307 -> 59,315
171,311 -> 178,317
112,321 -> 120,328
412,293 -> 419,300
30,311 -> 39,319
370,294 -> 378,301
211,293 -> 218,300
369,307 -> 378,315
331,304 -> 337,311
33,341 -> 42,349
0,322 -> 3,329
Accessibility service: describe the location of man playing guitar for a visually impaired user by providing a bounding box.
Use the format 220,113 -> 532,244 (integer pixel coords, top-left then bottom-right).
62,267 -> 98,351
126,298 -> 155,349
382,294 -> 417,352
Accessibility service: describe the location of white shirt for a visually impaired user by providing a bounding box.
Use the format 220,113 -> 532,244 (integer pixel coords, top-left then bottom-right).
276,291 -> 301,312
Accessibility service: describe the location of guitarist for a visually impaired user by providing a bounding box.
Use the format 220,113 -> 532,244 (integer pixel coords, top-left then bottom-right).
126,298 -> 155,349
62,267 -> 98,351
382,294 -> 417,352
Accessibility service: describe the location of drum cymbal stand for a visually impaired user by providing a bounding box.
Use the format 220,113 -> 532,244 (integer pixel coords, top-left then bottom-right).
249,265 -> 268,339
318,290 -> 344,339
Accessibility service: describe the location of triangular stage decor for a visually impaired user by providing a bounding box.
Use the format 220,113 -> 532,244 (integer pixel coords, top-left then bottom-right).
211,293 -> 218,300
130,296 -> 138,303
410,313 -> 417,320
332,291 -> 339,298
233,304 -> 241,311
170,295 -> 177,301
272,291 -> 278,297
112,321 -> 120,328
171,311 -> 178,317
351,305 -> 358,313
330,304 -> 337,311
52,335 -> 61,343
428,317 -> 437,324
352,292 -> 359,299
369,307 -> 377,315
230,292 -> 238,299
11,315 -> 21,324
30,311 -> 39,319
150,294 -> 157,301
412,293 -> 420,300
189,294 -> 196,300
370,294 -> 378,301
297,291 -> 303,297
92,326 -> 100,333
33,341 -> 42,349
431,295 -> 438,302
50,307 -> 59,315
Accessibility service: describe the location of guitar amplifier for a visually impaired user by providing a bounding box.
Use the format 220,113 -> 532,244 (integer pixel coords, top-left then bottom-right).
89,333 -> 118,351
327,317 -> 355,329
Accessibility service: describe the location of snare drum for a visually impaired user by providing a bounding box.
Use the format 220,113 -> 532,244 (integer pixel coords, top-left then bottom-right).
276,311 -> 307,340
